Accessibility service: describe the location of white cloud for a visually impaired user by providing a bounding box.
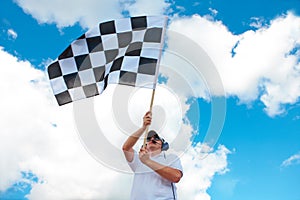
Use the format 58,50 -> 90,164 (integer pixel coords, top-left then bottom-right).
281,152 -> 300,168
208,8 -> 218,17
14,0 -> 169,29
14,0 -> 123,28
249,17 -> 266,29
0,47 -> 230,199
193,2 -> 200,7
0,46 -> 48,191
7,29 -> 18,39
178,144 -> 231,200
0,46 -> 130,199
123,0 -> 170,17
168,12 -> 300,117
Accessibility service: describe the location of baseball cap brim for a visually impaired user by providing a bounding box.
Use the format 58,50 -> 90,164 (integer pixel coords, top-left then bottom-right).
147,130 -> 161,141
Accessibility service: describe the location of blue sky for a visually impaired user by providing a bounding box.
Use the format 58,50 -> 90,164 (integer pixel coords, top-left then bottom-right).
1,0 -> 300,199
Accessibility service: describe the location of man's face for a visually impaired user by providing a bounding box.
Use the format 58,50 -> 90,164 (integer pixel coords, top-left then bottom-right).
146,136 -> 162,152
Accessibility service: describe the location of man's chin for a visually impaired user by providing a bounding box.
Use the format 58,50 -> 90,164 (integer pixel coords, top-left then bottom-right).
149,148 -> 161,154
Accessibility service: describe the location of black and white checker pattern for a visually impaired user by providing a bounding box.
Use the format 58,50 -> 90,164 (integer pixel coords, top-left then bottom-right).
47,16 -> 167,106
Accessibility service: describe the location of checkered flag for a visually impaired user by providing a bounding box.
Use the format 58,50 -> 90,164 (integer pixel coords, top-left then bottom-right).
47,16 -> 167,106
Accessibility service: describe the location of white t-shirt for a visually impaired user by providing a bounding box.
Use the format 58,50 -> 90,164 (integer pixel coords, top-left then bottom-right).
128,151 -> 183,200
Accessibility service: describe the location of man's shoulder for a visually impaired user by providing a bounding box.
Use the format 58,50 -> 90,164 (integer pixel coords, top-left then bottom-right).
164,152 -> 182,163
165,152 -> 181,158
164,152 -> 183,172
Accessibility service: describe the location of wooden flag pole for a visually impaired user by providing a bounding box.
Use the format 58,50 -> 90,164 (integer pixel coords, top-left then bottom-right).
143,89 -> 156,147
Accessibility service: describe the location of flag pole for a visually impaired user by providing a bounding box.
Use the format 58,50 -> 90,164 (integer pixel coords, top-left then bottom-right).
142,16 -> 167,148
143,88 -> 156,147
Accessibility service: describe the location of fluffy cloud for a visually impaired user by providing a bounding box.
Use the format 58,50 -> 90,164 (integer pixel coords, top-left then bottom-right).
168,12 -> 300,116
14,0 -> 122,28
14,0 -> 169,29
0,46 -> 129,199
0,46 -> 49,191
178,144 -> 231,200
122,0 -> 170,17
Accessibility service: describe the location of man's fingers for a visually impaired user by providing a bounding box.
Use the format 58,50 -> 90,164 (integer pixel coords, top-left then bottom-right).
144,116 -> 151,121
139,146 -> 146,151
145,111 -> 152,115
143,111 -> 152,126
139,147 -> 148,154
144,111 -> 152,118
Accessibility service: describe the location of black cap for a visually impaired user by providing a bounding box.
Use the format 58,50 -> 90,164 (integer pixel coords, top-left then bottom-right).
147,130 -> 162,141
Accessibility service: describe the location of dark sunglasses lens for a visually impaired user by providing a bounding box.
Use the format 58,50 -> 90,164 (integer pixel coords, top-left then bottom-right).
146,138 -> 159,144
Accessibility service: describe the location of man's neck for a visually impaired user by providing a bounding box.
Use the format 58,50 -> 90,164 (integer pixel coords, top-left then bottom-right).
150,150 -> 162,157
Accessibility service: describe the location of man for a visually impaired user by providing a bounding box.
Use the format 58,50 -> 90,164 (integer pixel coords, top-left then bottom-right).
122,111 -> 183,200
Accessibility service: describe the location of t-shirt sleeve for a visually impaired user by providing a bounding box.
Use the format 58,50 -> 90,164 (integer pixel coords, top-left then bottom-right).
168,154 -> 183,175
127,150 -> 141,172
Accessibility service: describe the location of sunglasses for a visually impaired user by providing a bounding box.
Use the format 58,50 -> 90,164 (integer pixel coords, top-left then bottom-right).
146,137 -> 161,144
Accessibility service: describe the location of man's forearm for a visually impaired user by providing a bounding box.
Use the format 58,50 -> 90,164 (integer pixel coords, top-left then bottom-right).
143,159 -> 182,183
122,126 -> 146,150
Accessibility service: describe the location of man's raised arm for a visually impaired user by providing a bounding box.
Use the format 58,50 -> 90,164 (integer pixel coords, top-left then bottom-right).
122,111 -> 152,162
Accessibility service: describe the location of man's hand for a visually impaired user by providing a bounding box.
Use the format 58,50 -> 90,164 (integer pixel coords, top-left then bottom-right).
139,146 -> 151,164
143,111 -> 152,128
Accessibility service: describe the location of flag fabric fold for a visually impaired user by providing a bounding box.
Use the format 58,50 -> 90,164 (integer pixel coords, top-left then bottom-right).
47,15 -> 167,106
